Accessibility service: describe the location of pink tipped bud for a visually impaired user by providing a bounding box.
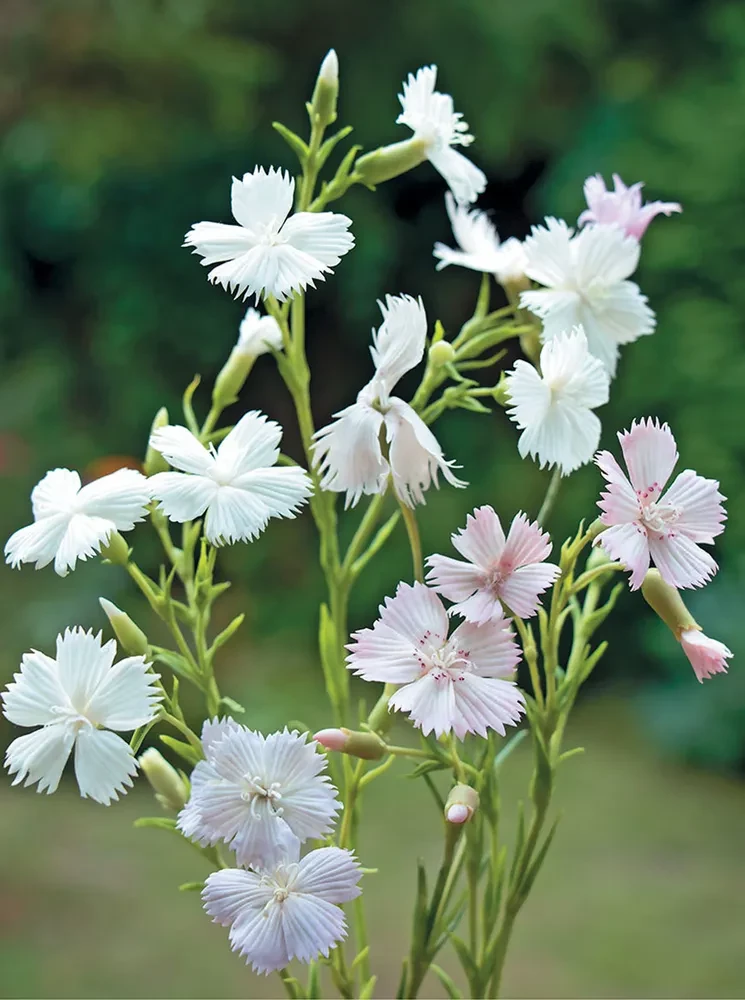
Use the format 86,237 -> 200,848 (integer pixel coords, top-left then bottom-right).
444,783 -> 479,825
313,727 -> 386,760
680,628 -> 732,683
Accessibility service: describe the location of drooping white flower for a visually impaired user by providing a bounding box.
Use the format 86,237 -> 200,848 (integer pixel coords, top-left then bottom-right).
178,722 -> 340,869
347,582 -> 524,739
184,167 -> 354,302
148,411 -> 312,546
520,218 -> 655,375
236,307 -> 284,358
202,847 -> 362,975
5,467 -> 151,577
2,627 -> 161,803
505,326 -> 610,475
680,628 -> 732,682
312,294 -> 465,507
434,193 -> 527,283
397,66 -> 486,204
426,506 -> 560,622
579,174 -> 681,240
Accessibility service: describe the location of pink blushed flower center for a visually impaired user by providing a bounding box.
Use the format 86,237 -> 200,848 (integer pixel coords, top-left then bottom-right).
418,642 -> 472,684
483,560 -> 512,596
637,493 -> 680,536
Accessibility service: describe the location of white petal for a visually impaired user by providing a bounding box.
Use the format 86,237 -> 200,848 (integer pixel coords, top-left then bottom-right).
214,411 -> 282,478
294,847 -> 363,903
55,627 -> 117,710
448,620 -> 520,678
539,328 -> 609,410
449,589 -> 503,625
573,222 -> 640,286
449,673 -> 525,739
204,486 -> 272,544
599,522 -> 650,590
85,655 -> 161,731
149,426 -> 214,476
648,534 -> 718,590
5,723 -> 76,794
54,513 -> 118,575
519,402 -> 602,475
203,867 -> 271,927
76,468 -> 152,528
425,553 -> 484,602
207,243 -> 328,303
446,191 -> 500,257
389,671 -> 457,737
5,515 -> 70,573
498,563 -> 561,618
74,727 -> 138,804
230,813 -> 301,870
2,650 -> 70,727
312,399 -> 387,508
386,399 -> 465,507
369,294 -> 427,393
522,218 -> 575,287
427,145 -> 486,204
281,211 -> 354,267
200,716 -> 243,754
231,167 -> 294,231
31,468 -> 81,519
450,505 -> 506,567
149,472 -> 219,523
619,418 -> 678,497
184,221 -> 257,266
662,470 -> 726,543
230,899 -> 288,975
237,309 -> 284,356
280,893 -> 347,965
231,467 -> 312,522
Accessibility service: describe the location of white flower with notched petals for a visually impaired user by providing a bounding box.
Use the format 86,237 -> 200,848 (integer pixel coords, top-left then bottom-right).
505,327 -> 610,475
2,628 -> 161,804
5,467 -> 151,577
520,218 -> 655,376
312,294 -> 465,508
178,722 -> 340,870
347,582 -> 524,739
397,66 -> 486,204
236,307 -> 284,358
184,167 -> 354,302
148,411 -> 312,546
203,847 -> 362,975
434,193 -> 527,283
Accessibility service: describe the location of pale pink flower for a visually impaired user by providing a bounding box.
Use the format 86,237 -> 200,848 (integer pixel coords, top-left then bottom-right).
426,506 -> 560,622
203,846 -> 362,974
680,628 -> 732,683
596,419 -> 726,590
347,582 -> 523,739
578,174 -> 681,240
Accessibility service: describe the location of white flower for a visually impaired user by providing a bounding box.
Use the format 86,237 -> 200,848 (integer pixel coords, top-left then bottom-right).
148,411 -> 312,546
347,582 -> 524,739
397,66 -> 486,204
2,627 -> 161,804
236,307 -> 284,358
178,722 -> 341,869
202,847 -> 362,975
184,167 -> 354,302
312,294 -> 465,507
5,467 -> 151,576
505,327 -> 610,475
434,193 -> 527,282
520,218 -> 655,375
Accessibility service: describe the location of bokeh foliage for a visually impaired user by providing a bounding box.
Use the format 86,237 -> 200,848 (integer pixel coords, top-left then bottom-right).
0,0 -> 743,766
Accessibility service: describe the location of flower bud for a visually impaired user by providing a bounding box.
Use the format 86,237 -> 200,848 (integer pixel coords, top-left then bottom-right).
99,597 -> 150,657
585,543 -> 614,572
313,727 -> 386,760
139,748 -> 189,812
212,309 -> 283,410
144,407 -> 170,475
428,340 -> 456,368
445,783 -> 479,824
309,48 -> 339,128
641,569 -> 697,638
355,137 -> 429,187
100,530 -> 130,567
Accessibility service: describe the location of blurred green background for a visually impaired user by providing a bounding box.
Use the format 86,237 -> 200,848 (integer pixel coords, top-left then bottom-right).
1,0 -> 744,997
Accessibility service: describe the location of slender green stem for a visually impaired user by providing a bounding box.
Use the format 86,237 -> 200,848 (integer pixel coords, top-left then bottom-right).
536,466 -> 562,527
397,499 -> 424,582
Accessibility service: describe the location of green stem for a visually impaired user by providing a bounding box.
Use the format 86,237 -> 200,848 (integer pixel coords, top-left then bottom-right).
397,499 -> 424,582
537,466 -> 562,527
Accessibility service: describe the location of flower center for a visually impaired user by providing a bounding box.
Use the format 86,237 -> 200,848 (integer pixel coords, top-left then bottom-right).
424,643 -> 472,684
639,497 -> 680,536
483,560 -> 511,596
255,217 -> 287,247
50,705 -> 95,730
241,775 -> 284,818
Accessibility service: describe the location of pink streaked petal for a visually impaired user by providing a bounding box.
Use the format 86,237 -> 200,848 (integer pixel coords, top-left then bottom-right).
449,589 -> 504,626
618,418 -> 678,499
501,512 -> 552,569
647,534 -> 718,590
661,470 -> 726,543
595,450 -> 639,524
450,505 -> 505,568
376,581 -> 449,649
450,674 -> 525,740
599,522 -> 650,590
680,628 -> 732,682
388,672 -> 457,738
425,554 -> 484,602
628,200 -> 682,240
346,621 -> 427,684
498,563 -> 561,618
448,620 -> 521,678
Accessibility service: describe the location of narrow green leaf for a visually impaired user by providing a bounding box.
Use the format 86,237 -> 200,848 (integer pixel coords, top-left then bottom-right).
159,734 -> 202,766
178,881 -> 204,892
317,124 -> 354,169
134,816 -> 177,831
407,758 -> 447,779
220,695 -> 246,714
272,121 -> 310,162
431,964 -> 462,999
152,648 -> 193,680
450,935 -> 479,991
182,375 -> 201,435
518,816 -> 561,898
351,946 -> 370,972
359,976 -> 377,1000
493,728 -> 528,772
209,614 -> 245,656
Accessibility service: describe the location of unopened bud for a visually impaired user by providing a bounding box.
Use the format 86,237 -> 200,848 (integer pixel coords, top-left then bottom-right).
355,137 -> 429,187
309,48 -> 339,128
144,407 -> 170,476
641,569 -> 698,639
99,597 -> 149,656
212,309 -> 283,409
100,531 -> 130,567
429,340 -> 456,368
139,748 -> 189,812
445,783 -> 479,824
313,727 -> 386,761
585,543 -> 613,571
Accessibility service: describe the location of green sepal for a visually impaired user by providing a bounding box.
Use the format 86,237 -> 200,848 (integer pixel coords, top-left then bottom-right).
159,734 -> 202,766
